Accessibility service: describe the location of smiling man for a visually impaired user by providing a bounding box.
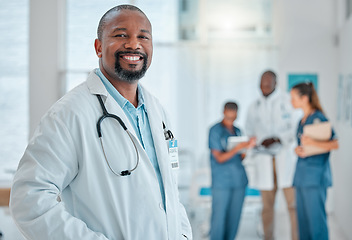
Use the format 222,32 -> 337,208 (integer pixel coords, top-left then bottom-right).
95,6 -> 152,86
10,5 -> 192,240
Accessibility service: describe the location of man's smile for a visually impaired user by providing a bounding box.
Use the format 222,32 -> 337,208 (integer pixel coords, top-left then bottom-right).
114,50 -> 148,81
120,54 -> 144,65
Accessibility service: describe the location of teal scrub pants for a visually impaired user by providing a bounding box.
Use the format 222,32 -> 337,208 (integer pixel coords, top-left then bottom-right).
296,187 -> 328,240
210,187 -> 246,240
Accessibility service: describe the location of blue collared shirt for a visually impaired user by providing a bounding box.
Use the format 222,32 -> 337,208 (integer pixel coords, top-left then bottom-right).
96,69 -> 165,208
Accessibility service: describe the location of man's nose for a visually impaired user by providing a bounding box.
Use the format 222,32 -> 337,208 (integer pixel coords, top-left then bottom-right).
124,37 -> 141,50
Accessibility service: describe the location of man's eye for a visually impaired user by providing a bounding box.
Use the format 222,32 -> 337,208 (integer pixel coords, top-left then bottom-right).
138,36 -> 149,40
114,34 -> 126,38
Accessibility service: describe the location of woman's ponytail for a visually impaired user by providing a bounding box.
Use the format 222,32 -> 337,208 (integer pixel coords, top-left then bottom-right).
292,82 -> 324,113
308,82 -> 324,113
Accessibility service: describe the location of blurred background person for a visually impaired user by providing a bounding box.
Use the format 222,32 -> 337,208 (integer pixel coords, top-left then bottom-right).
208,102 -> 255,240
290,82 -> 339,240
245,70 -> 298,240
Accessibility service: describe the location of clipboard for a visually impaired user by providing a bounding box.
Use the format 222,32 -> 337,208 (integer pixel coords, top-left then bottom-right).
302,121 -> 331,156
227,136 -> 249,151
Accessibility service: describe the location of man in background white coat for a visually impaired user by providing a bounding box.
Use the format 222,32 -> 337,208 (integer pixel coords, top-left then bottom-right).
245,70 -> 298,240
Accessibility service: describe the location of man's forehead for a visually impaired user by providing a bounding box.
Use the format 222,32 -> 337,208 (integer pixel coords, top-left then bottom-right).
261,75 -> 274,84
224,109 -> 237,114
104,10 -> 151,30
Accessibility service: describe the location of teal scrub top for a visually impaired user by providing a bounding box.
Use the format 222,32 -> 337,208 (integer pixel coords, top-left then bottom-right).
293,111 -> 336,188
208,123 -> 248,189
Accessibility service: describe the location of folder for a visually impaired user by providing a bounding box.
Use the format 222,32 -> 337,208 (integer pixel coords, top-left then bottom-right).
302,121 -> 331,156
227,136 -> 249,151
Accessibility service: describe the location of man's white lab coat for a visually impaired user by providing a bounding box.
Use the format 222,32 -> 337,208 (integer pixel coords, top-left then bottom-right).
10,70 -> 192,240
245,89 -> 299,190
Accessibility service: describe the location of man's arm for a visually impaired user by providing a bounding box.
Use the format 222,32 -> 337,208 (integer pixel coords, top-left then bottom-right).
10,113 -> 108,240
211,141 -> 252,163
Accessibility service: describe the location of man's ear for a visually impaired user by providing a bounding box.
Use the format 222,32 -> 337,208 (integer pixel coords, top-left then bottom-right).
94,38 -> 102,58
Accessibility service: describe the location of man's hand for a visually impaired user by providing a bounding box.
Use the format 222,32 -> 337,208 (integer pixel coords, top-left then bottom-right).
247,137 -> 257,148
237,137 -> 256,150
261,137 -> 280,148
238,137 -> 256,160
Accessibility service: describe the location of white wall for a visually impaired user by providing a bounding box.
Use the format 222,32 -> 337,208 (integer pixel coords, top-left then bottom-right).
29,0 -> 67,135
273,0 -> 338,100
272,0 -> 338,212
334,8 -> 352,238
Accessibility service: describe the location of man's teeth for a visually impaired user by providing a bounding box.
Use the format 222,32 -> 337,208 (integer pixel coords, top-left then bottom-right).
124,56 -> 140,61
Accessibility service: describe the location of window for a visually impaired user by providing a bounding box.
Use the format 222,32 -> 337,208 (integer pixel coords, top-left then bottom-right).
0,0 -> 29,168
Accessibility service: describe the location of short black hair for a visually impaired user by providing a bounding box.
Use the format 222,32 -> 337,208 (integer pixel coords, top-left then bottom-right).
224,102 -> 238,111
97,5 -> 147,40
262,70 -> 277,83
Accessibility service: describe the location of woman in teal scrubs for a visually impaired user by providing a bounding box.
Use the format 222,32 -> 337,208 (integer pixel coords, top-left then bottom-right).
290,82 -> 339,240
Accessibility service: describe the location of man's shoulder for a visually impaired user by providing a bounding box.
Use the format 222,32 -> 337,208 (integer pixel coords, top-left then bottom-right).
248,98 -> 261,110
276,89 -> 290,100
139,85 -> 174,129
209,122 -> 223,133
139,85 -> 163,109
46,81 -> 92,118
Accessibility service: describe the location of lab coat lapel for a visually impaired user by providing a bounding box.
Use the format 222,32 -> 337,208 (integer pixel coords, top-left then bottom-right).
143,88 -> 181,237
86,71 -> 149,160
104,94 -> 157,168
142,87 -> 170,183
258,89 -> 280,134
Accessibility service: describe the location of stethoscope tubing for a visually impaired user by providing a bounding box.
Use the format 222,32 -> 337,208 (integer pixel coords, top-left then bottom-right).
96,94 -> 139,176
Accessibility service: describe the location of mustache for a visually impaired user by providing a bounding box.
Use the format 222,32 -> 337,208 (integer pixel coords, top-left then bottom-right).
114,50 -> 148,60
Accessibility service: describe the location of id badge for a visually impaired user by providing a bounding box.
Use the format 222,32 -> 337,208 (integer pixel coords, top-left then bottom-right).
168,139 -> 179,169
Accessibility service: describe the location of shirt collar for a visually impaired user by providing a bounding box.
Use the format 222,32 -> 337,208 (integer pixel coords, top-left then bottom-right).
95,68 -> 145,110
260,88 -> 280,102
220,122 -> 237,135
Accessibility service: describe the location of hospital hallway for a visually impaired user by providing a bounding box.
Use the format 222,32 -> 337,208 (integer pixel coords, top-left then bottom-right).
1,0 -> 352,239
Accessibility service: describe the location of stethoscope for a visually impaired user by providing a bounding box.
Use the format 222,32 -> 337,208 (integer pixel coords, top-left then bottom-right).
96,94 -> 174,177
